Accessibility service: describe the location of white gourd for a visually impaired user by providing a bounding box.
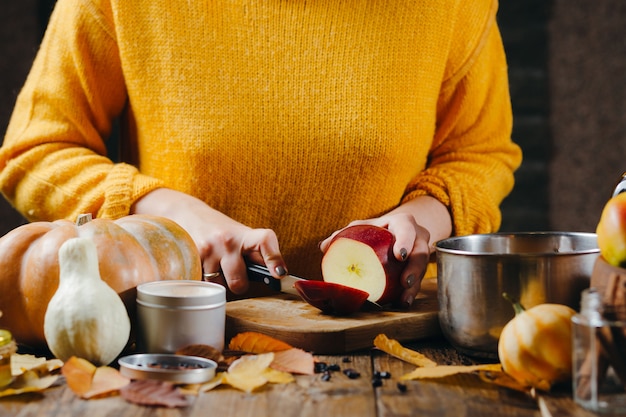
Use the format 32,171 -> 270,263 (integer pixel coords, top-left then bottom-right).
43,237 -> 131,365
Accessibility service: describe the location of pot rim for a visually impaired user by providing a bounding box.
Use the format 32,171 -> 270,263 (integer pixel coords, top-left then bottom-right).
435,231 -> 599,257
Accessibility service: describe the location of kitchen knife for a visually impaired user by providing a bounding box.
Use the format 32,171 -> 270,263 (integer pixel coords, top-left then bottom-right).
246,263 -> 303,296
246,263 -> 383,310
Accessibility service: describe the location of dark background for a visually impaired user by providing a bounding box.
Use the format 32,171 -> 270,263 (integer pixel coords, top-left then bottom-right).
1,0 -> 625,236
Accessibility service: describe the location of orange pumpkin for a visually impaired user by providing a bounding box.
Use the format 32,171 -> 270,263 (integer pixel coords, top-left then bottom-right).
0,214 -> 202,347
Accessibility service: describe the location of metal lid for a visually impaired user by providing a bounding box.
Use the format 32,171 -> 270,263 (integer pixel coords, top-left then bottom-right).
137,280 -> 225,308
118,354 -> 217,384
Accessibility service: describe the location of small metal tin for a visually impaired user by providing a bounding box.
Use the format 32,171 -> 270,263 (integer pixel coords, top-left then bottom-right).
118,353 -> 217,384
137,280 -> 226,353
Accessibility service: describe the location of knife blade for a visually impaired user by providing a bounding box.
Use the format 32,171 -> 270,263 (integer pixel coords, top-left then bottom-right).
246,263 -> 304,296
246,263 -> 382,310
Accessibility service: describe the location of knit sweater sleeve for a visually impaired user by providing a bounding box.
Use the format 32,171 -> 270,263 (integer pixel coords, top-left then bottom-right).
402,0 -> 522,235
0,0 -> 163,221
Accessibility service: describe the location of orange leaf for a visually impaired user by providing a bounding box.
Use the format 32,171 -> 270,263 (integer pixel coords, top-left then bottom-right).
82,366 -> 131,399
62,356 -> 97,396
229,332 -> 293,353
271,348 -> 315,375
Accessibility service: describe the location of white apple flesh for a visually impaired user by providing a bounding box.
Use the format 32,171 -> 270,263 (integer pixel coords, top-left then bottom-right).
321,225 -> 404,305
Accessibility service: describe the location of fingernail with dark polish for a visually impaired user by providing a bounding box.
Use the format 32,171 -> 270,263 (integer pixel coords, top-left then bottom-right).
403,294 -> 414,308
400,248 -> 408,261
406,274 -> 416,288
275,265 -> 287,276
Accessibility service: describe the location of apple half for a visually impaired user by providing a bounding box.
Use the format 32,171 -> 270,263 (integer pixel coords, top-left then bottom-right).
321,225 -> 404,305
293,280 -> 369,315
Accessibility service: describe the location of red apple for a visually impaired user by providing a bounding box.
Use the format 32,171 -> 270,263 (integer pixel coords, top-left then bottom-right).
597,192 -> 626,267
293,280 -> 369,315
321,225 -> 404,305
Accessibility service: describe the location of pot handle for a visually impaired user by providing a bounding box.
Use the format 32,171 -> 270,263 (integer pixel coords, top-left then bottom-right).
614,172 -> 626,197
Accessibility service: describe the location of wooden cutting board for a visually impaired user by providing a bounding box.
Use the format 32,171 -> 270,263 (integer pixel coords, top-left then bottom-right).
225,279 -> 441,354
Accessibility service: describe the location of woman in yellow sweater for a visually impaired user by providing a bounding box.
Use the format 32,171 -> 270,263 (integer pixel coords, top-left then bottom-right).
0,0 -> 521,307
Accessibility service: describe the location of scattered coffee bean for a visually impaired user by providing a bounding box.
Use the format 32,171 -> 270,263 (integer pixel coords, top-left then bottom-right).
397,382 -> 408,393
314,362 -> 328,373
144,361 -> 204,370
343,368 -> 361,379
342,357 -> 351,363
321,371 -> 332,382
327,364 -> 341,372
374,371 -> 391,379
372,378 -> 383,388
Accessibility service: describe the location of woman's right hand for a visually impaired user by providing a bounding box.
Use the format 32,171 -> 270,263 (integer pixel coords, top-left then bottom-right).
130,188 -> 288,294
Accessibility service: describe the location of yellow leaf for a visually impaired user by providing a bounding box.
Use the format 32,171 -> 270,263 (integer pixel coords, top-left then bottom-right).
374,334 -> 437,368
222,371 -> 268,393
263,368 -> 295,384
10,353 -> 58,376
0,370 -> 58,397
401,363 -> 502,380
194,372 -> 226,393
222,353 -> 275,393
229,352 -> 275,374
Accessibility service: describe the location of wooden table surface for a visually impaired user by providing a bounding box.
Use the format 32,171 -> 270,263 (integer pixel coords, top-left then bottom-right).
0,337 -> 615,417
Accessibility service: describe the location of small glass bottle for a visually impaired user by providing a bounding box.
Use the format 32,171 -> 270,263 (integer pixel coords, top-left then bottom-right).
572,289 -> 626,413
0,329 -> 16,388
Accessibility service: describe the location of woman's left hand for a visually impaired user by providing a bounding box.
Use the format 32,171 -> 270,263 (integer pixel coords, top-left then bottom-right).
319,196 -> 452,307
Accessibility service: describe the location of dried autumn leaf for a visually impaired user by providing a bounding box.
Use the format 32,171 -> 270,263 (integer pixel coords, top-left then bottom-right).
263,368 -> 295,384
0,353 -> 63,398
0,370 -> 58,397
374,334 -> 437,367
11,354 -> 46,376
192,372 -> 227,393
62,356 -> 97,396
401,363 -> 502,381
476,369 -> 529,393
82,366 -> 130,399
271,348 -> 315,375
120,379 -> 189,408
229,332 -> 293,353
176,344 -> 224,363
222,352 -> 275,393
11,354 -> 63,377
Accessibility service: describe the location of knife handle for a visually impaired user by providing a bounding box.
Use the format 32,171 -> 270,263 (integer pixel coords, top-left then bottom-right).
246,263 -> 282,292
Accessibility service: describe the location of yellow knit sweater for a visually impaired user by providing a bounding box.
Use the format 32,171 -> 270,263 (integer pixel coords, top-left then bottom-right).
1,0 -> 521,279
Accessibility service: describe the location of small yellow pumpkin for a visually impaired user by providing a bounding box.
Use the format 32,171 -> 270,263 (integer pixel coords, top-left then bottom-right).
497,294 -> 575,391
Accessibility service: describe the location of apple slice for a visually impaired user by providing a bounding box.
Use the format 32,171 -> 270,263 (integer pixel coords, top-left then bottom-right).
321,225 -> 404,305
293,280 -> 369,315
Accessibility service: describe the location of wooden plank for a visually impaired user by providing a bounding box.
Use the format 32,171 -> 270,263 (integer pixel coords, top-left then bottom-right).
0,342 -> 593,417
225,279 -> 441,354
193,354 -> 376,417
371,340 -> 543,417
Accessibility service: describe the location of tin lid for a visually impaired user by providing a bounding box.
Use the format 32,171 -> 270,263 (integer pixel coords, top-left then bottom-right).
118,354 -> 217,384
137,280 -> 226,308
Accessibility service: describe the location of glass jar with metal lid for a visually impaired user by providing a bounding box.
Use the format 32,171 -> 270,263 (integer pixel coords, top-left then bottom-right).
0,329 -> 16,388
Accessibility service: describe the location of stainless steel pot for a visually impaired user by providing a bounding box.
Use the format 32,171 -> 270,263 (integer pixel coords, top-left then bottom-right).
436,232 -> 599,358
